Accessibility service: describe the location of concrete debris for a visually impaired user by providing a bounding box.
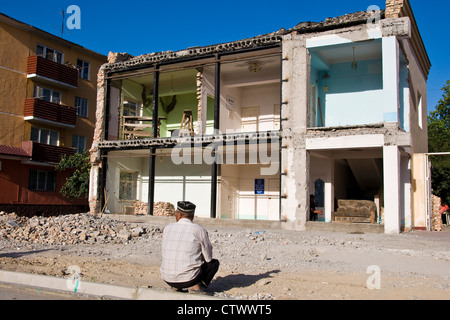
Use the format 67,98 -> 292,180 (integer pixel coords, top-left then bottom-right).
335,200 -> 378,224
0,211 -> 162,246
431,195 -> 443,232
133,201 -> 175,216
107,52 -> 134,64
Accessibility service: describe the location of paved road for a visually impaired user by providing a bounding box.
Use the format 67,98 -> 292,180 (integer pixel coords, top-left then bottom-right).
0,283 -> 95,300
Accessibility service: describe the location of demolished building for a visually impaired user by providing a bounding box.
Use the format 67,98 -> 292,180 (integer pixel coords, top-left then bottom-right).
89,0 -> 431,234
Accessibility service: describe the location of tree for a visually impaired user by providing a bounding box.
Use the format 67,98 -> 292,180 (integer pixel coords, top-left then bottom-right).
55,150 -> 91,199
428,80 -> 450,205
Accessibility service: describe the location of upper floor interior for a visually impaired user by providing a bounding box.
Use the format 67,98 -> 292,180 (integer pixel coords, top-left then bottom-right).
97,0 -> 430,151
107,47 -> 282,141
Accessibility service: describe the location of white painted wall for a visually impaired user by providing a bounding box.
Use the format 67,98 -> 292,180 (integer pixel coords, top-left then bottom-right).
220,164 -> 280,221
105,151 -> 212,217
154,157 -> 211,218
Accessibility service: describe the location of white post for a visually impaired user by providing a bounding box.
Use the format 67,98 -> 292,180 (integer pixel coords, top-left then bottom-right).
324,159 -> 334,223
383,145 -> 401,234
382,36 -> 400,124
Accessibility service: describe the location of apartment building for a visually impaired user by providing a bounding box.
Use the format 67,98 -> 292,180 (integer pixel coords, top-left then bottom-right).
0,13 -> 106,216
89,0 -> 430,234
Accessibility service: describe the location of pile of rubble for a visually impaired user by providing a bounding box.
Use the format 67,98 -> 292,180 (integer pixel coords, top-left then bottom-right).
431,195 -> 444,232
0,211 -> 162,246
133,201 -> 175,216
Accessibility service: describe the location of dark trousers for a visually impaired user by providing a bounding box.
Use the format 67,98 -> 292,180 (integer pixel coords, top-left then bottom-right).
165,259 -> 220,289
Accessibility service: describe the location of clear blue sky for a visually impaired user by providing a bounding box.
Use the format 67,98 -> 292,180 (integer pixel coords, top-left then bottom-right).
1,0 -> 448,113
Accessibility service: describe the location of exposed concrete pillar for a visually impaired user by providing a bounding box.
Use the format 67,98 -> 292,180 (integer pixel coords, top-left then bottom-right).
382,36 -> 400,123
383,145 -> 401,234
89,67 -> 107,215
281,34 -> 310,230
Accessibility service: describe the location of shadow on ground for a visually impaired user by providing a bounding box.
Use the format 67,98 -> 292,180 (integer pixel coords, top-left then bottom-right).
209,270 -> 280,292
0,249 -> 51,259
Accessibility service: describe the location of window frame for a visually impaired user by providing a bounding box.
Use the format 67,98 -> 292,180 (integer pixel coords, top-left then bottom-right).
119,171 -> 138,201
122,101 -> 139,117
75,96 -> 89,117
77,59 -> 90,80
34,85 -> 62,104
72,135 -> 86,154
30,126 -> 59,146
36,44 -> 63,64
28,169 -> 56,191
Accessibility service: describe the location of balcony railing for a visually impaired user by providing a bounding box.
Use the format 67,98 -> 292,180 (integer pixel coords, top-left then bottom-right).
22,141 -> 75,164
24,98 -> 77,127
27,56 -> 78,88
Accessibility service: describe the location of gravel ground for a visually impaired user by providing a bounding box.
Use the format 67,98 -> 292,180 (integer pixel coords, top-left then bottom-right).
1,213 -> 450,300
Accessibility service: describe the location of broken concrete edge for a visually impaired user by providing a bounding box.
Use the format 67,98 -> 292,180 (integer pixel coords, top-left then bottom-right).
0,270 -> 220,300
97,130 -> 281,150
103,10 -> 385,72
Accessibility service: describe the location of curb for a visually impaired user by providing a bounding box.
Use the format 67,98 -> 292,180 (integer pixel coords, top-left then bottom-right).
0,270 -> 219,300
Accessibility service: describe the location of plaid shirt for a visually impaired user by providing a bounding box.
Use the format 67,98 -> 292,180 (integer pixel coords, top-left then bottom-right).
160,218 -> 213,283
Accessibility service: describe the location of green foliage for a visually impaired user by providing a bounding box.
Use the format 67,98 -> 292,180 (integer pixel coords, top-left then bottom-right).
428,80 -> 450,153
55,150 -> 91,199
428,80 -> 450,204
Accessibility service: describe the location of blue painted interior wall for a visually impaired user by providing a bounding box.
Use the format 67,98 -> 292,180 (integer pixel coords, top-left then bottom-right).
312,59 -> 384,127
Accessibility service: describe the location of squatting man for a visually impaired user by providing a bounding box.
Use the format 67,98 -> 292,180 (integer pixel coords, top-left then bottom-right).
160,201 -> 220,293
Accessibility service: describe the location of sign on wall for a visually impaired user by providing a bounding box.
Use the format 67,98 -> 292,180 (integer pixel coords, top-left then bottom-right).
255,179 -> 265,195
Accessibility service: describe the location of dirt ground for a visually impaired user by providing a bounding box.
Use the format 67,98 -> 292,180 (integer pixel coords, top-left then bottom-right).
1,215 -> 449,300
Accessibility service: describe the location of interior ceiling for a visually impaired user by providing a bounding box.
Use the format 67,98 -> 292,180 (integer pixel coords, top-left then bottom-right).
122,48 -> 282,93
311,147 -> 383,190
311,40 -> 382,70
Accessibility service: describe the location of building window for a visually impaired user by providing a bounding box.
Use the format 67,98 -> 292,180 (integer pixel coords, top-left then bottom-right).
75,97 -> 88,117
36,44 -> 63,64
34,85 -> 61,104
123,101 -> 139,116
31,127 -> 59,146
77,59 -> 90,80
72,135 -> 86,153
418,95 -> 423,129
119,171 -> 138,200
29,169 -> 56,191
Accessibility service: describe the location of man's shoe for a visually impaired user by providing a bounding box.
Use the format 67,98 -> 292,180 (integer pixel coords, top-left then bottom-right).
188,283 -> 207,295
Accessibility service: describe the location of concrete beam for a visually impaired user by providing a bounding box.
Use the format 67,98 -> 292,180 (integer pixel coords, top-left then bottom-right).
306,134 -> 384,150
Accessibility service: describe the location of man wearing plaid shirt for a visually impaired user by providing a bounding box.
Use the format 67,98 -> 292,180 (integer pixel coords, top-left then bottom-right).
160,201 -> 220,294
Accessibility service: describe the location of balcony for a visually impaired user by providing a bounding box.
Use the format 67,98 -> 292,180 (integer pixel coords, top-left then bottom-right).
22,141 -> 75,164
27,56 -> 78,89
24,98 -> 77,128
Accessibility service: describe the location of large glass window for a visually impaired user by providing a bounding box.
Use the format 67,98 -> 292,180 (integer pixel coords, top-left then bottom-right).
119,171 -> 138,200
